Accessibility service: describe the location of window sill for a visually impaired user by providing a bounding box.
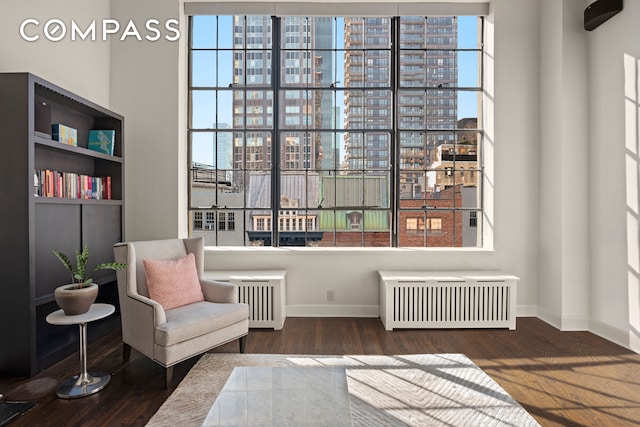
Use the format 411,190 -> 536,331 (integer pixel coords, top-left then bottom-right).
204,245 -> 495,254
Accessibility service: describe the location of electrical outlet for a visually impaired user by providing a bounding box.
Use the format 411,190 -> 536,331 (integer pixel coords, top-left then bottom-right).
327,290 -> 335,302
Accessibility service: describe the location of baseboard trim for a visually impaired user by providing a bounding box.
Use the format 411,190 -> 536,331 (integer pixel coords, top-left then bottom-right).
517,305 -> 538,317
535,306 -> 562,330
534,307 -> 590,331
290,304 -> 536,321
589,319 -> 629,349
560,317 -> 589,331
287,305 -> 379,318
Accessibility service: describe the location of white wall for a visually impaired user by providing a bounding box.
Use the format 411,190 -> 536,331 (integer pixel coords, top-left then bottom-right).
537,0 -> 590,331
559,0 -> 590,329
110,0 -> 186,241
588,0 -> 640,350
538,0 -> 564,326
489,0 -> 541,315
0,0 -> 111,107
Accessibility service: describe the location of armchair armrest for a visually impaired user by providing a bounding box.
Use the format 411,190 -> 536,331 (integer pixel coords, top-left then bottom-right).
126,292 -> 167,325
119,291 -> 167,360
201,279 -> 238,303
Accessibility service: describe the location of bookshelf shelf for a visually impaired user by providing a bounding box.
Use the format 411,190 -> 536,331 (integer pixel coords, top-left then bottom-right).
34,134 -> 123,163
0,72 -> 125,377
34,198 -> 123,206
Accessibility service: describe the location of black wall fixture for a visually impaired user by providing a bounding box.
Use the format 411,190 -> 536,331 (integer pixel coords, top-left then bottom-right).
584,0 -> 623,31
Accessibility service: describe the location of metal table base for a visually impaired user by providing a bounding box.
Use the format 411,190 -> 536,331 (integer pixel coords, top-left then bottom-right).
46,304 -> 114,399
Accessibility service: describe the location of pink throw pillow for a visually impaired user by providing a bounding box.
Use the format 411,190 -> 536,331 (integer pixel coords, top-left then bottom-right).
143,253 -> 204,310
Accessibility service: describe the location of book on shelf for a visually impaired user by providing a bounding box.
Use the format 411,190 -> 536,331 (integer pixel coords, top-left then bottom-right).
87,130 -> 115,155
51,124 -> 77,146
34,169 -> 113,200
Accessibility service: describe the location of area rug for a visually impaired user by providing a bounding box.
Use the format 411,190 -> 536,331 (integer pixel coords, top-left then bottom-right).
0,401 -> 35,427
146,353 -> 539,427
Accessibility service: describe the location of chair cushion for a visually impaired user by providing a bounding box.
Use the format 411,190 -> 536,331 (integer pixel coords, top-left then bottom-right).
143,253 -> 204,310
155,301 -> 249,347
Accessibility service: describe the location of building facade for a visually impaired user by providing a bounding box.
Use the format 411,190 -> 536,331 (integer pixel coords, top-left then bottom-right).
343,16 -> 458,186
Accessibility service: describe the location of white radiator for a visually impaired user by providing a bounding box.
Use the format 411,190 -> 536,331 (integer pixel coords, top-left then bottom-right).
238,281 -> 277,328
379,271 -> 519,331
203,271 -> 287,329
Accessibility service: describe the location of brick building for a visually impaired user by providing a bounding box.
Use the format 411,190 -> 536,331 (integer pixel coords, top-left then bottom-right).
398,185 -> 464,247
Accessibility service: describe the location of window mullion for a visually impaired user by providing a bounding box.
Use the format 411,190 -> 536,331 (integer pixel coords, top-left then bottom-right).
391,16 -> 400,247
271,15 -> 281,247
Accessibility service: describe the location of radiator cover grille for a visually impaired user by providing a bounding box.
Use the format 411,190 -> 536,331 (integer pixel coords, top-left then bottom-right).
393,281 -> 512,324
238,281 -> 275,325
203,271 -> 287,329
379,272 -> 518,330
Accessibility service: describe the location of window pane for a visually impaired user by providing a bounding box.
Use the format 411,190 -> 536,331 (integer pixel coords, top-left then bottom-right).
217,92 -> 234,128
218,51 -> 234,87
344,50 -> 364,87
464,210 -> 481,247
344,91 -> 365,129
457,51 -> 480,87
191,131 -> 215,166
246,171 -> 271,209
365,51 -> 391,87
460,184 -> 481,211
457,92 -> 480,123
398,210 -> 462,247
191,90 -> 216,129
399,52 -> 426,87
280,133 -> 314,171
237,50 -> 271,87
457,16 -> 480,50
191,51 -> 216,87
192,16 -> 217,49
239,132 -> 272,170
280,173 -> 320,209
314,131 -> 345,171
245,91 -> 273,128
319,173 -> 389,209
218,16 -> 235,49
279,90 -> 339,130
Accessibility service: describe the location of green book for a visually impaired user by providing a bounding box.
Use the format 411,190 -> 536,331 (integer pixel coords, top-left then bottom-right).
88,130 -> 115,155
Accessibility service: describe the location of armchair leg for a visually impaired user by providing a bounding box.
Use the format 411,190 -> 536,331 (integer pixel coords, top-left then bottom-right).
165,366 -> 174,389
239,335 -> 247,353
123,343 -> 131,362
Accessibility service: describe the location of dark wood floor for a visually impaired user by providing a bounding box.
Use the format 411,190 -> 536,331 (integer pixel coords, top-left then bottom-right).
1,317 -> 639,426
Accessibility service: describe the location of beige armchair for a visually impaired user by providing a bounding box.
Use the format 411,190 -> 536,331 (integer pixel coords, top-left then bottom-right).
113,237 -> 248,386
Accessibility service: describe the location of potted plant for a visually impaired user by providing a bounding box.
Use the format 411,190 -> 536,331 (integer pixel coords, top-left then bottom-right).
53,245 -> 126,315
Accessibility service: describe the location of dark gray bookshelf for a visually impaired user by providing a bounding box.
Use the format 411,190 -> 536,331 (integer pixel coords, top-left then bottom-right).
0,73 -> 124,377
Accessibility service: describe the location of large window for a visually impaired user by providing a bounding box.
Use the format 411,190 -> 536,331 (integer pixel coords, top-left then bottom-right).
189,15 -> 484,247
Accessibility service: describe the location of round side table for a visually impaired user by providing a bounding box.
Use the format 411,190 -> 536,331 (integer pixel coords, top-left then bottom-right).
46,303 -> 115,399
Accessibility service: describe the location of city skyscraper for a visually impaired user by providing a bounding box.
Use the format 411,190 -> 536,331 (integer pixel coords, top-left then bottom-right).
231,16 -> 458,180
231,16 -> 334,175
343,17 -> 458,196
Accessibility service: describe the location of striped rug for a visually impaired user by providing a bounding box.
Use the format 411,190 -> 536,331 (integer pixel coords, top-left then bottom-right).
146,353 -> 539,427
